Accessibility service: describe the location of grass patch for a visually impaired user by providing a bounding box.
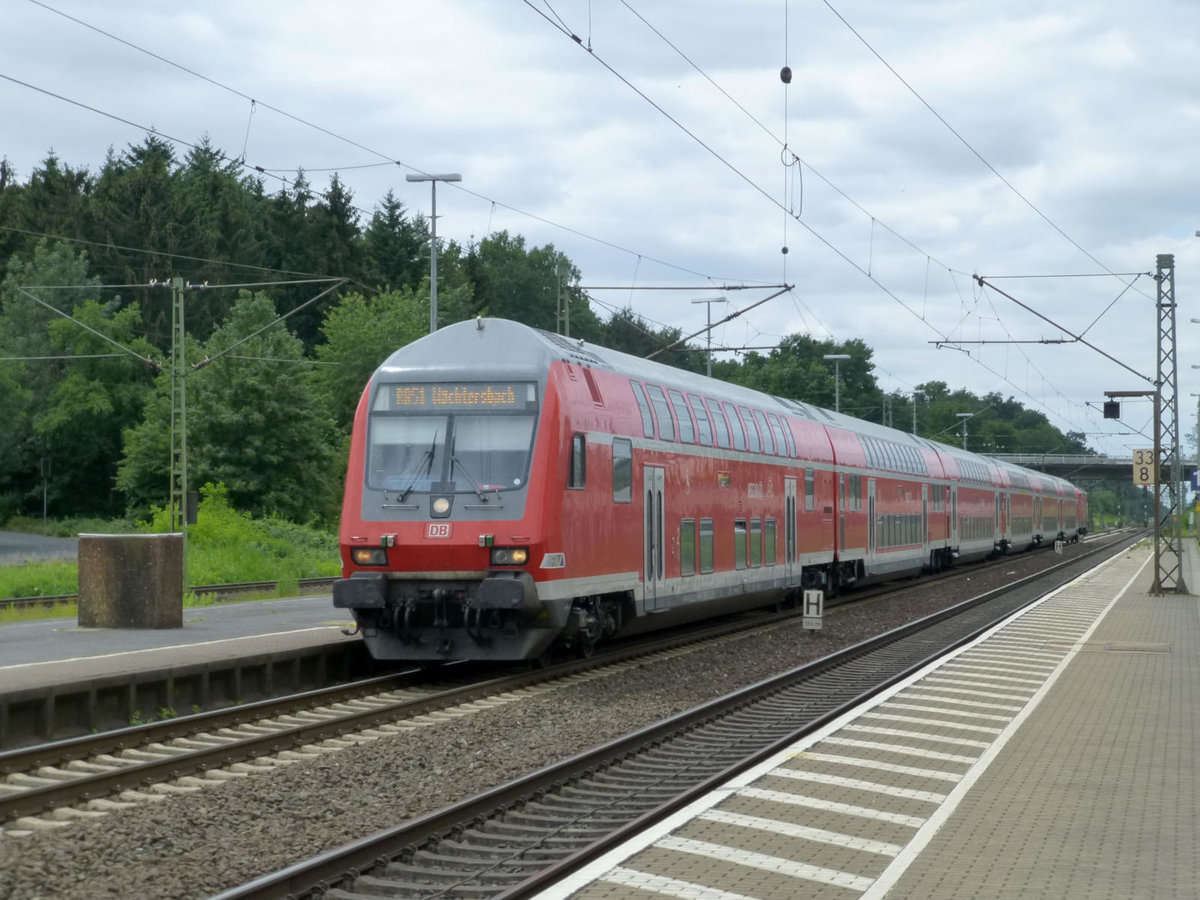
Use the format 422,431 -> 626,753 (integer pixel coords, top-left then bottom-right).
1,483 -> 340,603
0,558 -> 78,599
0,600 -> 78,624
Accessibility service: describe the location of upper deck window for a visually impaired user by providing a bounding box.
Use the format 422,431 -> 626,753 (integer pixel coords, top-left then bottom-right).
631,383 -> 654,438
646,385 -> 675,441
668,389 -> 695,443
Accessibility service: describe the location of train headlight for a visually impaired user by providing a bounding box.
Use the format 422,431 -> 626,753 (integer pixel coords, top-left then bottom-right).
490,546 -> 529,566
352,548 -> 389,566
432,497 -> 451,517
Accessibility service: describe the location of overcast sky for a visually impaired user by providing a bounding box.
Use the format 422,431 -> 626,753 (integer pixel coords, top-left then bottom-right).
3,0 -> 1199,458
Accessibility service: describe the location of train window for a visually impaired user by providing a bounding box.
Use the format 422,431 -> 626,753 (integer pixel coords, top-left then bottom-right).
738,406 -> 762,452
750,518 -> 762,568
722,402 -> 747,451
612,438 -> 632,503
631,383 -> 654,438
705,399 -> 730,448
646,385 -> 675,441
765,518 -> 777,565
569,433 -> 586,488
804,469 -> 815,511
767,413 -> 791,456
668,389 -> 695,443
680,519 -> 696,576
734,519 -> 748,570
699,519 -> 714,573
688,395 -> 713,446
753,410 -> 774,455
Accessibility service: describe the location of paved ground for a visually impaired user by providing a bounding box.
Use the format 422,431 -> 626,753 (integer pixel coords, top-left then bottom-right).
0,530 -> 79,565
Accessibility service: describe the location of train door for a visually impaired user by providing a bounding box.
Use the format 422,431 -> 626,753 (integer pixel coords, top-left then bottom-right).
951,486 -> 959,544
838,473 -> 846,554
867,479 -> 877,556
994,493 -> 1002,545
643,465 -> 667,611
785,476 -> 798,585
921,485 -> 929,556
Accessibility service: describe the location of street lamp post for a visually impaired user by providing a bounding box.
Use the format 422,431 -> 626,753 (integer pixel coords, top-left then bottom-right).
691,296 -> 726,377
955,412 -> 973,450
823,354 -> 851,413
406,172 -> 462,334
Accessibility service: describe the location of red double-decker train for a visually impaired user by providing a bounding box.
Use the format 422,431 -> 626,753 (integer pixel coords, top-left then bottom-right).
333,318 -> 1086,662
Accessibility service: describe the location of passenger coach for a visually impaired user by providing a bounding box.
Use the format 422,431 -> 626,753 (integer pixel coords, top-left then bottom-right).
333,318 -> 1087,662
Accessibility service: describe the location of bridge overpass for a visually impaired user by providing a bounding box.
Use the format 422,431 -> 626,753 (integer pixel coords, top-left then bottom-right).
989,454 -> 1197,487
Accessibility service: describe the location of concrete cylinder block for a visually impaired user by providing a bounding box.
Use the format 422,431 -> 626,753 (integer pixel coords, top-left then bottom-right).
77,533 -> 184,629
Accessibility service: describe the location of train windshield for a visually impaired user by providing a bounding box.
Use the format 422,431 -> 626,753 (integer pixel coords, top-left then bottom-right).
367,381 -> 538,495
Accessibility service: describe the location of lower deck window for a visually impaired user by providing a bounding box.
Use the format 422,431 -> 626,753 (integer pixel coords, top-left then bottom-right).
699,519 -> 714,573
680,518 -> 696,576
734,518 -> 747,570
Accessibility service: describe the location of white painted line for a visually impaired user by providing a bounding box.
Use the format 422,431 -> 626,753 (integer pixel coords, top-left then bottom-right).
736,787 -> 927,828
0,626 -> 351,672
861,713 -> 1002,735
767,766 -> 947,803
535,549 -> 1140,900
600,867 -> 762,900
859,550 -> 1151,899
656,836 -> 875,892
939,665 -> 1045,683
792,751 -> 961,783
699,808 -> 903,856
905,684 -> 1033,702
840,724 -> 992,750
819,737 -> 977,765
881,701 -> 1012,722
899,691 -> 1023,711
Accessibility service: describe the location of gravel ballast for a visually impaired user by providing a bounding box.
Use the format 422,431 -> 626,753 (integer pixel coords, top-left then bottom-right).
0,541 -> 1121,900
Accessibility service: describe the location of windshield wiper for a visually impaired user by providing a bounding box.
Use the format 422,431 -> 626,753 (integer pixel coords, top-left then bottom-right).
449,433 -> 490,501
395,431 -> 438,502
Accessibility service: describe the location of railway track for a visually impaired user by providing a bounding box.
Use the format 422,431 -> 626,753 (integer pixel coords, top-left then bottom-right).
0,576 -> 338,613
0,603 -> 808,835
0,532 -> 1136,838
204,531 -> 1139,900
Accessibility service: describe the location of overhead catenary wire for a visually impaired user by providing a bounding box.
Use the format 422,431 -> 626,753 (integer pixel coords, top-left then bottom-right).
17,1 -> 769,290
13,1 -> 1105,444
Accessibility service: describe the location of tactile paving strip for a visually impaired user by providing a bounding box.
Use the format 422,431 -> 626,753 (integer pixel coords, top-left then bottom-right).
541,548 -> 1153,900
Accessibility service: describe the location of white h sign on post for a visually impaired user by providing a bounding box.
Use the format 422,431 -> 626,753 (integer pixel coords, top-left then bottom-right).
802,589 -> 824,630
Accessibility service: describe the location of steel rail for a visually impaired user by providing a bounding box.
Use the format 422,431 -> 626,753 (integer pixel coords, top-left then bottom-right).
209,532 -> 1138,900
0,576 -> 338,612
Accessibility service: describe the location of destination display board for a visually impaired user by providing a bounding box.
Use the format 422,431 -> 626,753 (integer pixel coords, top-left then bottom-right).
380,382 -> 537,412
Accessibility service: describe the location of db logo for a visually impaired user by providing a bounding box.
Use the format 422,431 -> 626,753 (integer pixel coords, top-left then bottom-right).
426,523 -> 452,539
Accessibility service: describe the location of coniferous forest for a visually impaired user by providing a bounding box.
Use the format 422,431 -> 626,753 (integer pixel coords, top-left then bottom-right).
0,137 -> 1107,527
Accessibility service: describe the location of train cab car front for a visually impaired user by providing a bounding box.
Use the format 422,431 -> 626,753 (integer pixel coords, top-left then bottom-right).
335,332 -> 567,661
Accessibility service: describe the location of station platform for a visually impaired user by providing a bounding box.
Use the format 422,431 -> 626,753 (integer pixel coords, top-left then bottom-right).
540,538 -> 1200,900
0,594 -> 358,695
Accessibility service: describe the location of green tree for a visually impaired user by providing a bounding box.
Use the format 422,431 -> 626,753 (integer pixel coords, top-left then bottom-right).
464,231 -> 601,337
118,291 -> 340,522
0,240 -> 106,516
35,301 -> 158,516
310,286 -> 443,431
361,189 -> 428,290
